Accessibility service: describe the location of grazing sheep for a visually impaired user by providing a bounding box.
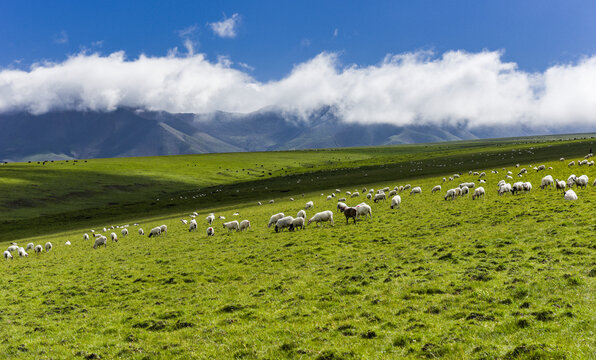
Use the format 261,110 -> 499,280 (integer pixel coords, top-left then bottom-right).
567,175 -> 577,188
206,214 -> 215,225
442,177 -> 446,182
65,241 -> 71,246
564,189 -> 578,201
269,200 -> 275,204
343,207 -> 358,224
148,227 -> 161,238
479,172 -> 486,178
410,187 -> 422,195
472,187 -> 485,200
444,188 -> 457,200
568,161 -> 575,167
536,165 -> 546,171
403,184 -> 412,190
45,242 -> 52,252
189,219 -> 197,232
366,193 -> 372,200
83,233 -> 89,241
390,195 -> 401,209
387,189 -> 397,197
511,182 -> 524,195
346,191 -> 352,196
257,201 -> 262,206
26,243 -> 34,250
290,197 -> 295,201
110,232 -> 118,242
540,175 -> 554,189
351,191 -> 360,198
138,228 -> 144,235
18,247 -> 28,257
181,219 -> 188,225
34,245 -> 42,253
274,216 -> 295,232
7,245 -> 18,252
218,216 -> 226,220
207,227 -> 215,236
307,211 -> 334,227
268,213 -> 285,228
555,180 -> 566,190
289,217 -> 305,231
4,251 -> 13,260
373,193 -> 386,202
498,183 -> 512,196
223,221 -> 240,232
326,195 -> 333,201
121,228 -> 128,236
93,236 -> 107,249
239,220 -> 251,231
338,197 -> 346,202
362,187 -> 367,193
575,175 -> 589,189
355,203 -> 372,220
159,225 -> 168,235
431,185 -> 441,193
337,202 -> 348,212
523,182 -> 532,192
460,185 -> 469,196
297,210 -> 307,219
305,201 -> 314,210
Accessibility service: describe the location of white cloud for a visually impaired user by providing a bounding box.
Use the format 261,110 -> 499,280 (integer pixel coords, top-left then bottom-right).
208,13 -> 240,38
333,28 -> 338,38
53,31 -> 68,44
1,49 -> 596,130
300,39 -> 311,47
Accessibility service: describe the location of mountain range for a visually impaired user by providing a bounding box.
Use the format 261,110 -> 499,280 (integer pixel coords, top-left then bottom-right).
0,107 -> 593,161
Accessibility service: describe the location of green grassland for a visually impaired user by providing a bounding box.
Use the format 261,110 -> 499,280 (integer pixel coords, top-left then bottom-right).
0,134 -> 594,239
1,135 -> 595,359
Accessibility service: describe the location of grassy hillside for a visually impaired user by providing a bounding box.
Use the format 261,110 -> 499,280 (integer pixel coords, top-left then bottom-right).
0,134 -> 594,239
1,151 -> 594,359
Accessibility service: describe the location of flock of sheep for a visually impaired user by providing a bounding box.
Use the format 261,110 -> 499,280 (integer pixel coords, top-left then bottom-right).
4,153 -> 594,259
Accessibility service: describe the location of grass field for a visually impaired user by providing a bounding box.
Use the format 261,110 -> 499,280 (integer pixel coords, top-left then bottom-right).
1,135 -> 595,359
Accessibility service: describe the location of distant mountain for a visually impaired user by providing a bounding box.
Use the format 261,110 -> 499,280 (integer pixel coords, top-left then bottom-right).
0,108 -> 592,161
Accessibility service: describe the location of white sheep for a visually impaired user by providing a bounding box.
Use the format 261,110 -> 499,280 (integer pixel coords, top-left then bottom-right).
461,185 -> 469,196
338,197 -> 346,202
269,200 -> 275,204
257,201 -> 262,206
26,243 -> 34,250
568,161 -> 575,167
307,211 -> 334,226
289,217 -> 305,231
498,183 -> 512,196
274,216 -> 295,232
268,213 -> 285,228
83,233 -> 89,241
523,182 -> 532,192
148,227 -> 161,237
540,175 -> 554,189
337,202 -> 348,212
138,228 -> 144,235
121,228 -> 128,236
564,189 -> 578,201
511,182 -> 524,195
189,219 -> 197,232
536,165 -> 546,171
18,247 -> 28,257
45,242 -> 52,252
159,225 -> 168,235
110,232 -> 118,242
326,195 -> 333,201
218,216 -> 226,220
410,187 -> 421,195
4,251 -> 13,260
34,245 -> 42,253
431,185 -> 441,194
575,175 -> 589,189
567,175 -> 577,188
206,227 -> 215,236
355,203 -> 372,220
366,193 -> 372,200
239,220 -> 251,231
181,219 -> 188,225
206,214 -> 215,225
444,188 -> 457,200
555,180 -> 566,190
93,236 -> 107,249
65,241 -> 71,246
346,191 -> 352,196
390,195 -> 401,209
373,193 -> 386,202
472,187 -> 485,200
305,201 -> 314,210
223,221 -> 240,232
297,210 -> 306,219
351,191 -> 360,198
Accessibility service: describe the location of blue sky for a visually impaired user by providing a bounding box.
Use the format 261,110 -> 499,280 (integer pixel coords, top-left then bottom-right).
1,1 -> 596,129
2,1 -> 596,80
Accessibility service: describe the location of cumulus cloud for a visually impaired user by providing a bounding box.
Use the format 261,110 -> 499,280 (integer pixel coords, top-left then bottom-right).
1,49 -> 596,129
208,13 -> 240,38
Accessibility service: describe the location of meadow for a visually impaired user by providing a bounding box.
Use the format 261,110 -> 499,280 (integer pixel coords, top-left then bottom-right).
0,135 -> 595,359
